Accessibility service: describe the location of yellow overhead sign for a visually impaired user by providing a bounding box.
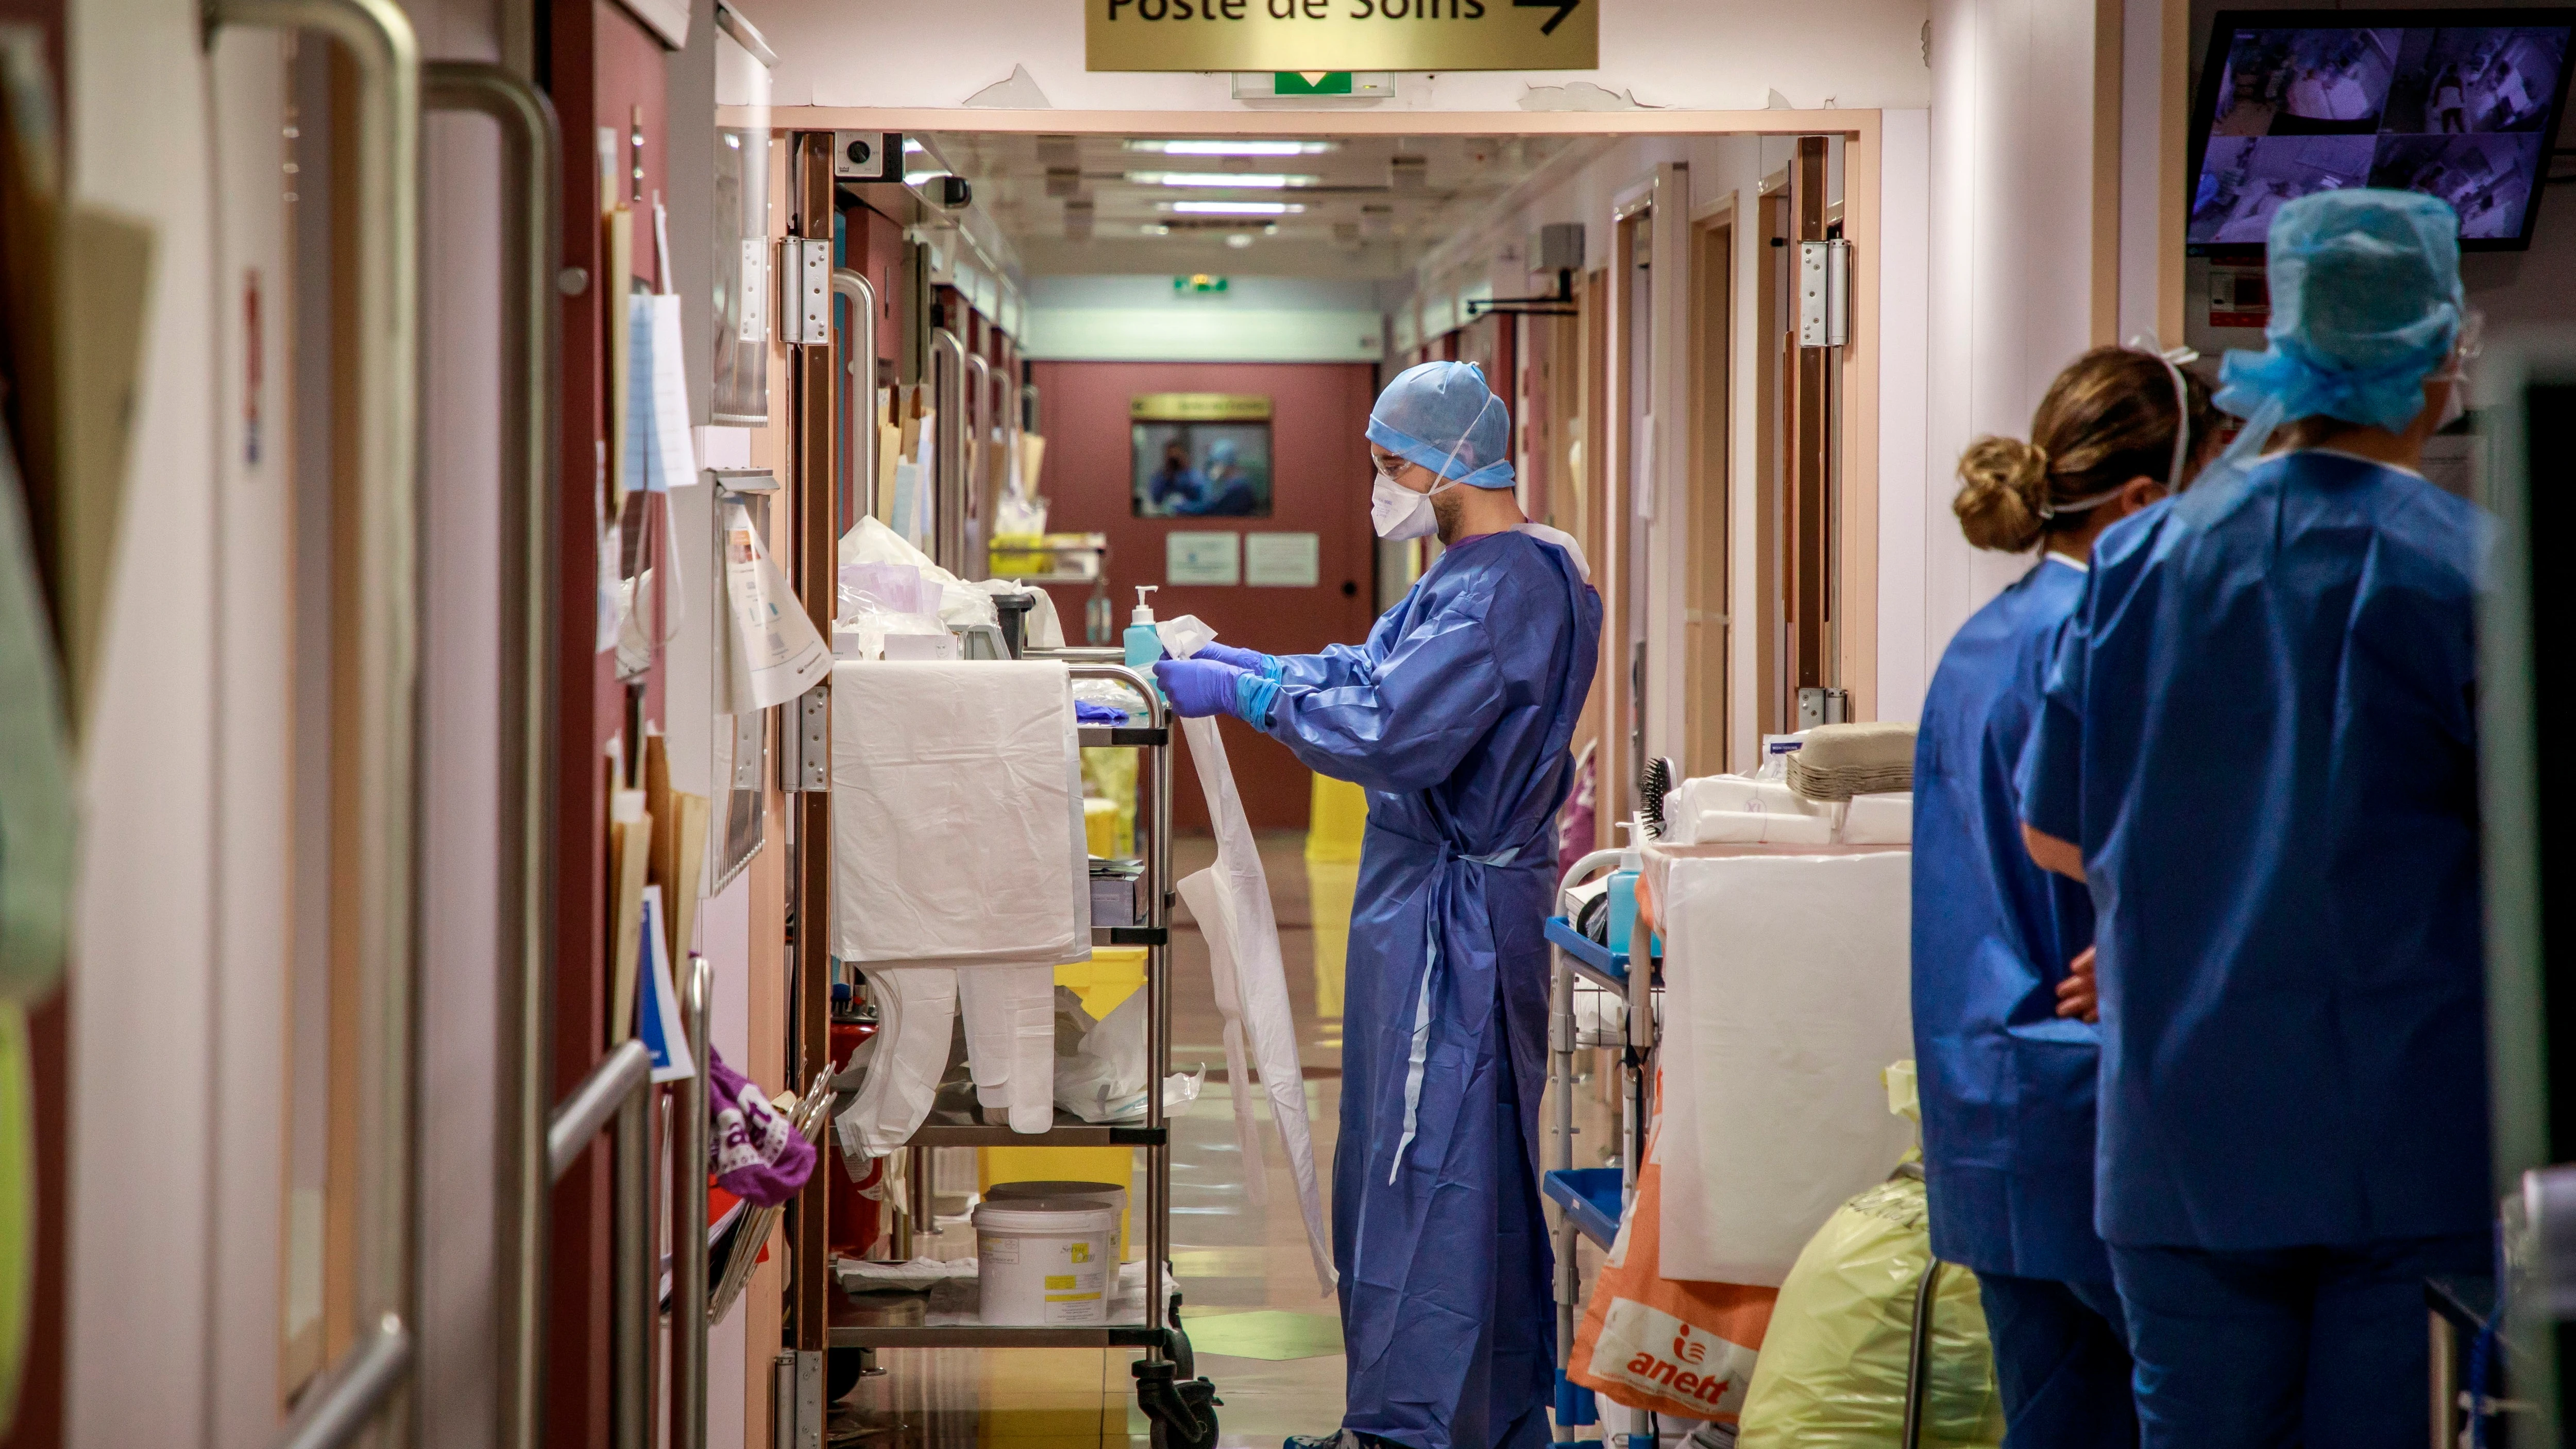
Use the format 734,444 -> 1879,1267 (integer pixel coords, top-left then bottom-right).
1131,393 -> 1274,421
1086,0 -> 1596,73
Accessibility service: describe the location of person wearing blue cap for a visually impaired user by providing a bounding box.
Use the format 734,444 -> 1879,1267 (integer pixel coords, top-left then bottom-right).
1155,361 -> 1602,1449
1915,345 -> 2217,1449
2015,189 -> 2489,1447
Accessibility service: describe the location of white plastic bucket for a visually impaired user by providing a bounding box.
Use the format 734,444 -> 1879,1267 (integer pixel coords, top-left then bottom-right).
984,1179 -> 1131,1259
975,1199 -> 1118,1326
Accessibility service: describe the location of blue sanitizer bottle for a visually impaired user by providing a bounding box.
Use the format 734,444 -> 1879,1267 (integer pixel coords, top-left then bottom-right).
1124,586 -> 1163,676
1606,821 -> 1643,958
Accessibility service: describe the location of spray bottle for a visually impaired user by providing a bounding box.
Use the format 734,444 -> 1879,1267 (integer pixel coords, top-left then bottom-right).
1123,586 -> 1163,675
1605,820 -> 1644,959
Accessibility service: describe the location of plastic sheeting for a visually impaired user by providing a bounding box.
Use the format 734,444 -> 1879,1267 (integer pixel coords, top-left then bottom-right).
1651,849 -> 1916,1284
1734,1170 -> 2004,1447
830,660 -> 1090,1149
1160,617 -> 1335,1292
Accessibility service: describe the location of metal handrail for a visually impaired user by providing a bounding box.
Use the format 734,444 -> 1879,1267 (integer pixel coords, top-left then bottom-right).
421,61 -> 561,1449
929,328 -> 966,576
965,351 -> 992,536
668,957 -> 714,1449
206,2 -> 421,1445
707,1069 -> 834,1325
276,1314 -> 414,1449
1062,663 -> 1173,1355
547,1038 -> 652,1181
832,268 -> 878,527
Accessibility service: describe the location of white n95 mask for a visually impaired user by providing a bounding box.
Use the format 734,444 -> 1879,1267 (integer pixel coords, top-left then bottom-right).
1371,473 -> 1442,541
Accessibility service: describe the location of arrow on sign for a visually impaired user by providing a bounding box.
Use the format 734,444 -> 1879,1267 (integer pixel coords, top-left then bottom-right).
1514,0 -> 1580,35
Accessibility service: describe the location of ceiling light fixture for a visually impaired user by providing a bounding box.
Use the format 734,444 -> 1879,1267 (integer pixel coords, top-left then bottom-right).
1130,172 -> 1316,189
1128,139 -> 1332,157
1168,200 -> 1299,215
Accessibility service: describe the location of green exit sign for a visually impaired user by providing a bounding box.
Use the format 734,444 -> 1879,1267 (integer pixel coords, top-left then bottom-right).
1174,274 -> 1231,293
1276,70 -> 1352,94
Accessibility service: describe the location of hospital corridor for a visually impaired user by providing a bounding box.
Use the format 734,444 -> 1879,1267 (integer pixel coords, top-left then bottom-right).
10,1 -> 2576,1449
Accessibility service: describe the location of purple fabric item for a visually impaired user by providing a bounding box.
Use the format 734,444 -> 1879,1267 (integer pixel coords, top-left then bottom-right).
1555,745 -> 1597,886
707,1046 -> 815,1206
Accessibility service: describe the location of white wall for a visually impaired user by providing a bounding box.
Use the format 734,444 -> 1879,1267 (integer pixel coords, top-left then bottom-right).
734,0 -> 1931,112
1024,274 -> 1386,361
1915,0 -> 2114,719
65,0 -> 220,1441
1875,108 -> 1932,723
412,0 -> 511,1439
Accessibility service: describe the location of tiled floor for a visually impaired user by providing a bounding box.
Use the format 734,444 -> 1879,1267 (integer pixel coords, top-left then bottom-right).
832,833 -> 1622,1447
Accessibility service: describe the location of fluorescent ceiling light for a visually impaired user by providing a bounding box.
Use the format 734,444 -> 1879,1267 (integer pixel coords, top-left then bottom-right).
1168,200 -> 1299,215
1130,172 -> 1316,189
1130,139 -> 1332,157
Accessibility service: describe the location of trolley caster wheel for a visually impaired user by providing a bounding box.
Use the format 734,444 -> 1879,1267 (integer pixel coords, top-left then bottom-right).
1166,1293 -> 1196,1380
1132,1357 -> 1221,1449
826,1346 -> 882,1403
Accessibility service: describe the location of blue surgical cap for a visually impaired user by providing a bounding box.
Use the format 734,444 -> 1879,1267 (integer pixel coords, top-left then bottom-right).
1367,361 -> 1517,490
2214,189 -> 2464,433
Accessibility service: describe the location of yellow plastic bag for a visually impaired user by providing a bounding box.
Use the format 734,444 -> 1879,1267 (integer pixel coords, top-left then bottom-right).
1734,1169 -> 2004,1448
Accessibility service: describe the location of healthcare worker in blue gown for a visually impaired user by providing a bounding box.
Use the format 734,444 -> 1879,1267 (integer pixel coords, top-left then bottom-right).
1155,361 -> 1602,1449
1914,345 -> 2215,1449
2017,190 -> 2490,1448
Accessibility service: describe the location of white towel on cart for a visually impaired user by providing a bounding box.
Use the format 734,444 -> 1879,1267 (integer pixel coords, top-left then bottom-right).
830,660 -> 1091,1146
829,660 -> 1089,966
1653,849 -> 1914,1285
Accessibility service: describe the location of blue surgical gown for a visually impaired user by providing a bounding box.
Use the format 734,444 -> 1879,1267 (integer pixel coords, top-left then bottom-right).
2019,449 -> 2490,1251
1261,531 -> 1601,1449
1912,554 -> 2110,1285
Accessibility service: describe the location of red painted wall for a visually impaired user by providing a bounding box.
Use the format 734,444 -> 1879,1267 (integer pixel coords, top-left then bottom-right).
1027,360 -> 1380,832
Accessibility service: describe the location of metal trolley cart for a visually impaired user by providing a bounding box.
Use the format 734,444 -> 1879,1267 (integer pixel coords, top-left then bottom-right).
1543,851 -> 1658,1446
1542,840 -> 1952,1449
826,654 -> 1220,1449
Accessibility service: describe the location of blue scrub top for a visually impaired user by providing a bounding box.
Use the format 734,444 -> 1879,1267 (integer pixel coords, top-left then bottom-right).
1914,554 -> 2109,1285
2019,449 -> 2492,1251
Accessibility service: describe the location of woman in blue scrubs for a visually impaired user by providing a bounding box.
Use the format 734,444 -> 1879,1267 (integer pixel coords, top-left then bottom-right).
1914,346 -> 2214,1448
2017,190 -> 2487,1448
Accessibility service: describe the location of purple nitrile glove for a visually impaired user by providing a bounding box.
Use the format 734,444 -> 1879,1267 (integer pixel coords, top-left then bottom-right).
1190,641 -> 1277,677
707,1046 -> 816,1206
1154,657 -> 1248,719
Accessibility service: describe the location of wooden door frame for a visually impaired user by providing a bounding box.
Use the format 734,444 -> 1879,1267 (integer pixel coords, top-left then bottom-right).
1685,201 -> 1734,777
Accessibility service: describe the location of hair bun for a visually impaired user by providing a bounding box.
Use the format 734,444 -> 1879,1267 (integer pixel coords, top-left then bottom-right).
1953,435 -> 2051,553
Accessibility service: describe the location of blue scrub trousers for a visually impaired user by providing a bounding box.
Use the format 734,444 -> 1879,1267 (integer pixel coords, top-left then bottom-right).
1977,1273 -> 2137,1449
2107,1234 -> 2488,1449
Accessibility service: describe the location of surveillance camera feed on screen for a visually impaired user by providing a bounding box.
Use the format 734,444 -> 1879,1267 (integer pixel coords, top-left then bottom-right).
2191,17 -> 2572,247
1132,421 -> 1273,518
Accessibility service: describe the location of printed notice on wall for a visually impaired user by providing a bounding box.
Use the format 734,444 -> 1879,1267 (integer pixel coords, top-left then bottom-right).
1244,533 -> 1320,587
1166,532 -> 1242,586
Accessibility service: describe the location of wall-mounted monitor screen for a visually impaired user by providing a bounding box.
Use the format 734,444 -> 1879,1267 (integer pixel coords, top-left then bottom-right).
2188,10 -> 2576,252
1131,393 -> 1274,518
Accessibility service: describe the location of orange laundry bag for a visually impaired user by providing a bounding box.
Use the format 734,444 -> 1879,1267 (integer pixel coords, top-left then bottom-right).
1567,1113 -> 1778,1425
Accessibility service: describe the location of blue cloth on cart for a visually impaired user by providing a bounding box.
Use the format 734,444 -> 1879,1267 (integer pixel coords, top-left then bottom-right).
1977,1271 -> 2137,1449
1912,554 -> 2110,1285
2108,1233 -> 2486,1449
2017,449 -> 2489,1252
1258,530 -> 1601,1449
1074,698 -> 1129,726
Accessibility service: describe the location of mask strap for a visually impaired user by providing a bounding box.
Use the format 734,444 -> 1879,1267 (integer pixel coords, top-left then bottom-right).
2129,333 -> 2201,492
